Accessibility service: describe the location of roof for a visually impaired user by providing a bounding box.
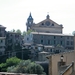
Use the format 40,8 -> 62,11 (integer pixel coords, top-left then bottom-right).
46,50 -> 74,59
31,32 -> 73,36
32,16 -> 63,28
36,44 -> 43,46
44,45 -> 54,48
39,51 -> 49,54
0,37 -> 6,39
23,43 -> 31,46
7,31 -> 21,34
0,25 -> 6,28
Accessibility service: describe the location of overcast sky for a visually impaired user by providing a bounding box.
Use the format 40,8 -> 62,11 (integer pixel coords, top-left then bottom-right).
0,0 -> 75,34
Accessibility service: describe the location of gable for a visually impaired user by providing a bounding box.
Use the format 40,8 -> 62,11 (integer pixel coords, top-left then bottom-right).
33,19 -> 63,28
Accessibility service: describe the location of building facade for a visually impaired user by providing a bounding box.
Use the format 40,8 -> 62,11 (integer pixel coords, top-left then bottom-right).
6,32 -> 23,52
24,32 -> 74,51
26,13 -> 63,33
0,25 -> 6,55
0,25 -> 6,37
24,13 -> 74,61
0,37 -> 6,55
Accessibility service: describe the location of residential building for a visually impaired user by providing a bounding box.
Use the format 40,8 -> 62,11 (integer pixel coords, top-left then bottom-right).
45,35 -> 75,75
0,25 -> 6,37
0,25 -> 6,55
6,32 -> 23,52
0,37 -> 6,55
24,32 -> 74,52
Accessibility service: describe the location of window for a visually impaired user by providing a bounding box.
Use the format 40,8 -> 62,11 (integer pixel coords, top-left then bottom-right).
45,21 -> 50,26
41,23 -> 44,25
0,46 -> 2,48
60,41 -> 62,45
1,40 -> 3,43
50,49 -> 52,52
71,41 -> 73,45
61,36 -> 62,38
27,38 -> 29,40
52,23 -> 54,26
41,40 -> 43,44
54,36 -> 56,39
11,34 -> 12,36
67,37 -> 69,39
54,40 -> 56,44
67,41 -> 69,45
48,40 -> 50,45
29,22 -> 31,24
41,35 -> 44,38
71,37 -> 73,40
0,33 -> 2,37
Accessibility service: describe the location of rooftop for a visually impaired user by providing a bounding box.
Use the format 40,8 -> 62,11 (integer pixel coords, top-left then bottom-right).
0,37 -> 6,39
31,32 -> 73,36
0,25 -> 6,28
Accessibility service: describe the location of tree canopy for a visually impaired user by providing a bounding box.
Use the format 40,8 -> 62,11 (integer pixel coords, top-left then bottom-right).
7,59 -> 45,74
0,57 -> 21,72
16,29 -> 21,34
72,31 -> 75,35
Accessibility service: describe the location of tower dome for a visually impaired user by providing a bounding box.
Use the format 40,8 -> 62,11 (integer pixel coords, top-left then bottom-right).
27,12 -> 33,20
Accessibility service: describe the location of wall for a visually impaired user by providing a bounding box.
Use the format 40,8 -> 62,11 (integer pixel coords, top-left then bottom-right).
48,51 -> 75,75
32,27 -> 62,33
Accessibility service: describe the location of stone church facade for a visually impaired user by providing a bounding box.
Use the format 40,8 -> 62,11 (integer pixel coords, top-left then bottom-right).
26,13 -> 63,33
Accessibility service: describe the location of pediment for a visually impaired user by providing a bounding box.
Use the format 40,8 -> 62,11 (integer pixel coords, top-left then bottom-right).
33,19 -> 63,28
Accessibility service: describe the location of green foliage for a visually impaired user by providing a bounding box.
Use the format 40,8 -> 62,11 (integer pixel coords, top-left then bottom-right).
27,29 -> 34,34
22,31 -> 26,36
6,57 -> 21,66
7,60 -> 45,74
6,66 -> 16,73
11,29 -> 15,32
0,57 -> 21,72
72,31 -> 75,35
16,29 -> 21,34
27,62 -> 44,74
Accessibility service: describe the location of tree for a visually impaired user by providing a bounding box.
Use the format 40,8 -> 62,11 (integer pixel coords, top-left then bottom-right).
72,31 -> 75,35
16,29 -> 21,34
11,29 -> 15,32
22,31 -> 26,36
6,57 -> 21,66
0,57 -> 21,72
27,29 -> 34,34
27,62 -> 44,74
7,60 -> 45,74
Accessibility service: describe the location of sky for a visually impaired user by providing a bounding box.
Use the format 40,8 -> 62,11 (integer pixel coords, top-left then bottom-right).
0,0 -> 75,34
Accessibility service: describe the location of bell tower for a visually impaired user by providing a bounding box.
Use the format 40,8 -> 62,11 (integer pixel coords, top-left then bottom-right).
26,12 -> 34,31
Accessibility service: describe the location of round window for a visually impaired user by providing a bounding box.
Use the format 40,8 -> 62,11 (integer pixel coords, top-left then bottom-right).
45,21 -> 50,26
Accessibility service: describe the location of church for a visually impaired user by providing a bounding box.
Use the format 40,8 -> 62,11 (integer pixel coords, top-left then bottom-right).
26,12 -> 63,33
24,13 -> 74,54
